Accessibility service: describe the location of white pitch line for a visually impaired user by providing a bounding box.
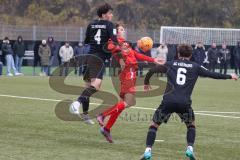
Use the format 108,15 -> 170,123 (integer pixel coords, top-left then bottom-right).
131,107 -> 240,114
0,94 -> 240,119
195,111 -> 240,114
132,106 -> 156,111
0,94 -> 62,102
195,113 -> 240,119
155,140 -> 164,142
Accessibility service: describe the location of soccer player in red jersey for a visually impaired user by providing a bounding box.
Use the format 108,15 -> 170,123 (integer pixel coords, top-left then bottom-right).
97,23 -> 161,143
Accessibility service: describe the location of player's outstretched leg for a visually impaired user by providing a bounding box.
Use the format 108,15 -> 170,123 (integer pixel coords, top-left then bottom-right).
99,102 -> 125,143
100,127 -> 113,143
97,101 -> 125,127
76,85 -> 98,125
140,147 -> 152,160
185,146 -> 196,160
185,122 -> 196,160
96,113 -> 105,127
141,123 -> 159,160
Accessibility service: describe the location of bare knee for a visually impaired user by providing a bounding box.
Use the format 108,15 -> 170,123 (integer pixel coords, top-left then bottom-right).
150,121 -> 160,129
186,121 -> 196,128
126,99 -> 136,107
124,94 -> 136,107
90,79 -> 102,90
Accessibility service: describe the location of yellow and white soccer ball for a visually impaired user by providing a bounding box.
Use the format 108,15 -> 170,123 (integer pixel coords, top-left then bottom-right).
137,36 -> 153,52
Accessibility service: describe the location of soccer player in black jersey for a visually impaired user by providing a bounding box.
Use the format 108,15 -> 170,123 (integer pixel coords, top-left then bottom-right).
141,44 -> 238,160
70,3 -> 119,124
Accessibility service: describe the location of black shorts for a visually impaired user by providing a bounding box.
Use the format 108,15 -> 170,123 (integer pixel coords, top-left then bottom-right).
152,102 -> 195,125
83,54 -> 105,82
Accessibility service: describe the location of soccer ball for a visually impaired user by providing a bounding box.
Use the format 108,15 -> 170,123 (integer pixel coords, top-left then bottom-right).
137,36 -> 153,52
69,101 -> 80,115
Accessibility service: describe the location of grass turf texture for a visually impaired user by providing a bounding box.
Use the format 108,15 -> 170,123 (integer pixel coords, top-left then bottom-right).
0,75 -> 239,160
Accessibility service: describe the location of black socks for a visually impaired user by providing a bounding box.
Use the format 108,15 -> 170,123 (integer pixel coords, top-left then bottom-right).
187,125 -> 196,146
78,86 -> 97,114
146,126 -> 158,147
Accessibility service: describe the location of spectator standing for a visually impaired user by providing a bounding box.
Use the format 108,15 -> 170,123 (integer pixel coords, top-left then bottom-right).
13,35 -> 25,74
33,41 -> 42,75
59,42 -> 73,76
219,43 -> 231,74
167,44 -> 177,61
38,40 -> 51,76
207,42 -> 218,72
193,42 -> 206,65
233,42 -> 240,75
0,45 -> 3,75
74,42 -> 84,75
0,60 -> 2,76
1,37 -> 21,76
156,43 -> 168,60
47,36 -> 57,76
156,43 -> 168,77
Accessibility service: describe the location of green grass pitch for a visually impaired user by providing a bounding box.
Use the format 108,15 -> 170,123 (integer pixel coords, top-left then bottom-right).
0,75 -> 239,160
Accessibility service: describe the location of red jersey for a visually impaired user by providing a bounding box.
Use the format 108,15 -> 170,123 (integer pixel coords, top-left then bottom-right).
108,37 -> 155,98
108,37 -> 154,70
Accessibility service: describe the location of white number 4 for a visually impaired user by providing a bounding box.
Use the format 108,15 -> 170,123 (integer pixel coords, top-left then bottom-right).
176,68 -> 187,85
94,29 -> 101,44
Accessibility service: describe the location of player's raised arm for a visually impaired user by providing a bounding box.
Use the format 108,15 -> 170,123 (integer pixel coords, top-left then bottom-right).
143,65 -> 168,91
198,65 -> 238,80
134,50 -> 154,62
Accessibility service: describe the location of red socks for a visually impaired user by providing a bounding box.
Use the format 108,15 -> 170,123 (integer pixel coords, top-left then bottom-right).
102,101 -> 125,117
103,101 -> 125,131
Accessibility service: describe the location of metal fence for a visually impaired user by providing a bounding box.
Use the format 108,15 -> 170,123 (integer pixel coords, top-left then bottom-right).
0,24 -> 160,43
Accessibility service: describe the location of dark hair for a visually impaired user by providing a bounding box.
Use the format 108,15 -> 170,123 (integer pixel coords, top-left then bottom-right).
177,44 -> 193,58
116,23 -> 124,30
97,3 -> 113,17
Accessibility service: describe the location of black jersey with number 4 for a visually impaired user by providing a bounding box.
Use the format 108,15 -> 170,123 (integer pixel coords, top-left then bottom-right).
145,59 -> 232,105
84,19 -> 117,60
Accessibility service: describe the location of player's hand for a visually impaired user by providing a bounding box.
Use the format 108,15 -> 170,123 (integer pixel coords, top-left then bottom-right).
119,58 -> 125,70
154,58 -> 166,65
231,73 -> 238,81
144,84 -> 152,92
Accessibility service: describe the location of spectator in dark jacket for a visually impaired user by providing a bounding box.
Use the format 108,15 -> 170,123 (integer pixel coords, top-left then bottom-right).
74,42 -> 85,75
193,42 -> 206,65
47,36 -> 57,76
167,44 -> 177,61
38,40 -> 51,76
207,42 -> 219,72
233,42 -> 240,75
13,35 -> 25,73
219,43 -> 231,74
1,37 -> 21,76
33,41 -> 42,75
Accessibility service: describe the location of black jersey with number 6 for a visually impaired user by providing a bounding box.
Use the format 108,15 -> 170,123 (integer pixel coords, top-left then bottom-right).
84,19 -> 117,60
145,59 -> 232,105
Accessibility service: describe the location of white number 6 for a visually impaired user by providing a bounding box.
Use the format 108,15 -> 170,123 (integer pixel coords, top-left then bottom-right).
176,68 -> 187,85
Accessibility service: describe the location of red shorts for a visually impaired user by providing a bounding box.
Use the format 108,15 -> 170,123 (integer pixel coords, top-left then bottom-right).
119,68 -> 137,99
